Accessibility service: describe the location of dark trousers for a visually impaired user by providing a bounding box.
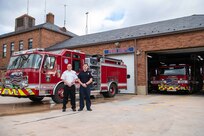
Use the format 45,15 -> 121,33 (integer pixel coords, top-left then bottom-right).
79,86 -> 91,110
63,85 -> 76,110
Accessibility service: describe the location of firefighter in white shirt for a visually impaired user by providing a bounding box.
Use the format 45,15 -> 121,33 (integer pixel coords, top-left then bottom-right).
61,64 -> 78,112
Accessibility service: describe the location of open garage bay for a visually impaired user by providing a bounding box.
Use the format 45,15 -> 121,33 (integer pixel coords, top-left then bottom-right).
148,47 -> 204,94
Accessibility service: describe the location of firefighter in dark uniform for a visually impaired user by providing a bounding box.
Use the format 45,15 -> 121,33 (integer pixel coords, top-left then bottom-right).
77,63 -> 93,111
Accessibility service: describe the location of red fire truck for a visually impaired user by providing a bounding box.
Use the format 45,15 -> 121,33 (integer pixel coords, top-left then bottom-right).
151,64 -> 202,93
0,48 -> 127,103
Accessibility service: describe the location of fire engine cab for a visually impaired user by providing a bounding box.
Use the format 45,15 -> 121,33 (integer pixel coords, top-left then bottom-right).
151,64 -> 203,93
0,48 -> 127,103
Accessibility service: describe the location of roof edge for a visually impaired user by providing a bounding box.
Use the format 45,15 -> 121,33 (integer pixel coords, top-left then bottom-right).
46,27 -> 204,51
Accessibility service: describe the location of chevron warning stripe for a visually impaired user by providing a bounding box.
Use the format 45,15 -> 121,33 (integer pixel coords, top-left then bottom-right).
0,87 -> 38,97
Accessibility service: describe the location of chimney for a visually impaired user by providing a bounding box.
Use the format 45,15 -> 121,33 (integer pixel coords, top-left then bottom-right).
46,13 -> 54,24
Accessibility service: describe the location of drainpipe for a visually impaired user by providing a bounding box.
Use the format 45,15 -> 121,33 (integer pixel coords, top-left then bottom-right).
38,28 -> 42,48
134,38 -> 138,95
145,51 -> 148,95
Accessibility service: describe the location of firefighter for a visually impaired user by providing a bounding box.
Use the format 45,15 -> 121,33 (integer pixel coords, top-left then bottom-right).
61,64 -> 78,112
77,63 -> 93,111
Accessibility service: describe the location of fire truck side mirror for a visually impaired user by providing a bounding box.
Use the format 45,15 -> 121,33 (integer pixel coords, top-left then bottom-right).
127,74 -> 130,79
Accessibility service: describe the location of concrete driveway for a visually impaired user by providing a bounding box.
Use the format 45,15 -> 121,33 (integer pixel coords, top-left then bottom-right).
0,94 -> 204,136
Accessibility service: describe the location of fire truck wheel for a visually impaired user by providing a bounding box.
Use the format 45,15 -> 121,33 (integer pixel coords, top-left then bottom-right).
29,96 -> 44,102
52,83 -> 64,104
102,83 -> 117,98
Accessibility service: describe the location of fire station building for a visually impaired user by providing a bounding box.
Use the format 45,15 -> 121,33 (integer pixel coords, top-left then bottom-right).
1,13 -> 204,95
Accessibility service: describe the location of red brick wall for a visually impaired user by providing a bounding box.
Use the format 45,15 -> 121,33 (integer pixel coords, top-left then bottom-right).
41,29 -> 70,48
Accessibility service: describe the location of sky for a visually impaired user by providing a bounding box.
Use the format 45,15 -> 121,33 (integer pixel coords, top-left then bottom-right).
0,0 -> 204,36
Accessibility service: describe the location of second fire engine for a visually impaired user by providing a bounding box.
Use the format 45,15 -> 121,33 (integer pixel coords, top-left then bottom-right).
151,63 -> 203,93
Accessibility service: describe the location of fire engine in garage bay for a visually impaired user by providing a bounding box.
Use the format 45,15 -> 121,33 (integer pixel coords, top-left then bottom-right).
151,63 -> 203,93
0,48 -> 127,103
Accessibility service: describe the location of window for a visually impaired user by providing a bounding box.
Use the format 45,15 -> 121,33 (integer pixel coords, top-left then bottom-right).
19,41 -> 23,51
28,18 -> 33,27
17,18 -> 24,27
72,60 -> 81,72
10,42 -> 14,56
3,44 -> 7,58
28,38 -> 33,49
65,53 -> 71,57
73,54 -> 80,58
43,56 -> 56,69
7,54 -> 42,69
159,67 -> 186,76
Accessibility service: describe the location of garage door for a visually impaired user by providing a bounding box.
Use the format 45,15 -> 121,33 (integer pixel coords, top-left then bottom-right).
108,53 -> 135,94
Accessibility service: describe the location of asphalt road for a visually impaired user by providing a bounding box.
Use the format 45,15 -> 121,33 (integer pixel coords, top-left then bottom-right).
0,93 -> 204,136
0,94 -> 130,116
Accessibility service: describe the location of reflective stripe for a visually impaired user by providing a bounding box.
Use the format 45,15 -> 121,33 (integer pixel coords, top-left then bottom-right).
101,83 -> 127,87
158,84 -> 189,91
101,63 -> 126,69
0,88 -> 36,96
18,89 -> 26,96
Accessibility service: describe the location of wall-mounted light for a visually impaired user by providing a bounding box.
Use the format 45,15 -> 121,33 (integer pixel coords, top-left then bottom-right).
136,49 -> 142,55
114,42 -> 120,48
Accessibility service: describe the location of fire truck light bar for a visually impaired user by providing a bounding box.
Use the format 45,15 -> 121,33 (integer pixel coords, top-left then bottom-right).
13,48 -> 44,55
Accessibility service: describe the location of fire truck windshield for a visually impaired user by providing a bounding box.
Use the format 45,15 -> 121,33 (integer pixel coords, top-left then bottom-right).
7,54 -> 42,69
159,67 -> 186,76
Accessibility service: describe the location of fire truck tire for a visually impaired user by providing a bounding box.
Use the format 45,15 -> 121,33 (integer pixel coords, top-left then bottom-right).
102,83 -> 117,98
52,83 -> 64,104
29,96 -> 44,102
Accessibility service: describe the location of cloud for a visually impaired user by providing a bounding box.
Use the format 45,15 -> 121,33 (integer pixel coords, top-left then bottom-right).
105,10 -> 125,21
0,0 -> 204,36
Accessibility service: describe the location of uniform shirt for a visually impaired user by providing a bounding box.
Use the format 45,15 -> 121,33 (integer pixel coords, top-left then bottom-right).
78,71 -> 93,83
61,70 -> 78,84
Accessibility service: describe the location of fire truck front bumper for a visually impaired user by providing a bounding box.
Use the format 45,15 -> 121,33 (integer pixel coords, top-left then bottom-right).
158,84 -> 189,91
0,87 -> 39,97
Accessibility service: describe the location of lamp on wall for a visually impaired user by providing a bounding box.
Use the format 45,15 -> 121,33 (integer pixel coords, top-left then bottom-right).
136,49 -> 142,55
114,42 -> 120,48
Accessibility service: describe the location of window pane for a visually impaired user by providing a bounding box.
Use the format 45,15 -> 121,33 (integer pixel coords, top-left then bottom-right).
7,54 -> 42,69
10,42 -> 14,56
43,56 -> 55,69
3,44 -> 7,58
19,41 -> 23,51
17,18 -> 24,27
28,38 -> 33,49
73,60 -> 81,72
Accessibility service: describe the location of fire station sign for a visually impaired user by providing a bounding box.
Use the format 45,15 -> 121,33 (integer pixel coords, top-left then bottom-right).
104,47 -> 134,55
